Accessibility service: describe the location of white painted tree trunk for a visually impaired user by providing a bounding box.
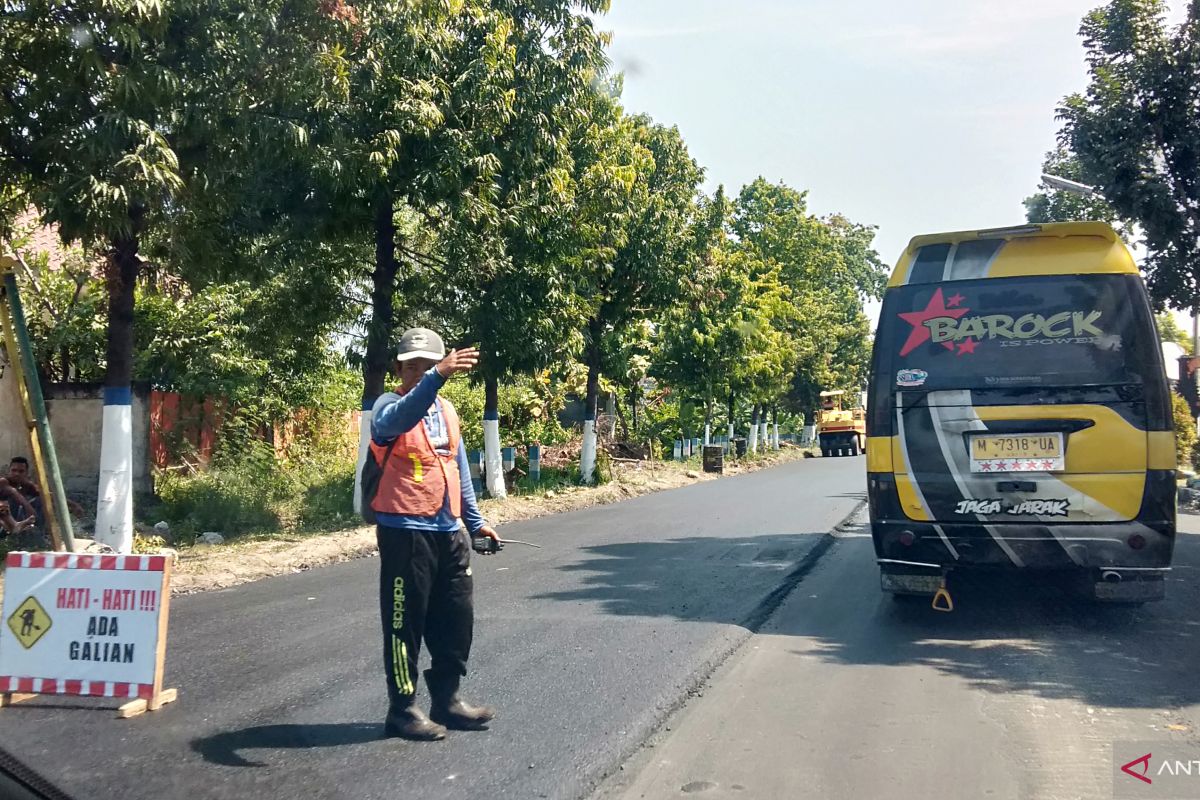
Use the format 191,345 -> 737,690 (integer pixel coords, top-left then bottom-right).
773,422 -> 780,449
580,419 -> 597,484
704,424 -> 711,446
484,418 -> 506,498
803,424 -> 816,444
95,397 -> 133,553
728,422 -> 735,440
761,421 -> 770,451
748,422 -> 759,454
353,408 -> 372,516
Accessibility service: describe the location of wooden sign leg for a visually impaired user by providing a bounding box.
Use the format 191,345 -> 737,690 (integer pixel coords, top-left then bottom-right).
116,688 -> 178,719
0,692 -> 38,708
117,561 -> 178,719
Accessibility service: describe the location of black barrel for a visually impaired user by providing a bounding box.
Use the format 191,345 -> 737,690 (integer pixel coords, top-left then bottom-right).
702,445 -> 724,474
733,437 -> 748,458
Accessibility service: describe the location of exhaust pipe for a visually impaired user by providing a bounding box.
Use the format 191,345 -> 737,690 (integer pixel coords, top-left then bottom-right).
1101,570 -> 1122,583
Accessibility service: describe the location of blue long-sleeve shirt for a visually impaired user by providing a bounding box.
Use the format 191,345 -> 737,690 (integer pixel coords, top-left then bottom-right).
370,369 -> 487,533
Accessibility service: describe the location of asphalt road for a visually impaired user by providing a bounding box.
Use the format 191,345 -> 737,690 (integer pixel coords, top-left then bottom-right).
606,514 -> 1200,800
0,455 -> 865,800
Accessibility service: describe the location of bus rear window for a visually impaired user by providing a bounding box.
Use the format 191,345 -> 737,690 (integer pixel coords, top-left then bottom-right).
877,274 -> 1159,390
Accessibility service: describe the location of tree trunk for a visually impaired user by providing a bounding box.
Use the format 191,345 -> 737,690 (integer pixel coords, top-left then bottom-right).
581,318 -> 602,484
483,374 -> 505,498
727,390 -> 736,440
95,228 -> 140,553
355,192 -> 398,515
615,389 -> 630,441
103,236 -> 138,390
703,397 -> 713,445
630,384 -> 640,434
364,192 -> 398,403
748,403 -> 760,453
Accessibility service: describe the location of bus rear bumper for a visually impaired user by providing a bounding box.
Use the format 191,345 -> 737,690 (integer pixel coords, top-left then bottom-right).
872,519 -> 1173,601
871,518 -> 1174,571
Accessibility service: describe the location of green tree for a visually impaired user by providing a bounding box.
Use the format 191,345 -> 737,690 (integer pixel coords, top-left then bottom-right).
654,189 -> 748,441
730,179 -> 884,431
430,7 -> 607,496
1156,312 -> 1193,354
1058,0 -> 1200,310
0,0 -> 197,550
574,108 -> 703,481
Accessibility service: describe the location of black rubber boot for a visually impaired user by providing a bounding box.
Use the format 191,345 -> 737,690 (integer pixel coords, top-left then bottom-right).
426,670 -> 496,731
384,697 -> 447,741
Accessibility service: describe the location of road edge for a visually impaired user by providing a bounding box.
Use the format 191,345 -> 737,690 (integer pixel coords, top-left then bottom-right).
579,499 -> 867,800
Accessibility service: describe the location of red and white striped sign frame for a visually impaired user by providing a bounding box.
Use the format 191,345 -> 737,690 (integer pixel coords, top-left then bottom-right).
0,676 -> 154,699
6,552 -> 167,572
0,550 -> 173,712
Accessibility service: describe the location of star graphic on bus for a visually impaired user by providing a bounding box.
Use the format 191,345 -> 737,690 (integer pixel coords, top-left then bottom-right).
947,293 -> 966,307
957,338 -> 977,356
898,288 -> 970,356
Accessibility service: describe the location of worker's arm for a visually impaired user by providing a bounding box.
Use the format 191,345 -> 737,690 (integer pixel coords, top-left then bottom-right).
371,369 -> 446,442
2,485 -> 35,519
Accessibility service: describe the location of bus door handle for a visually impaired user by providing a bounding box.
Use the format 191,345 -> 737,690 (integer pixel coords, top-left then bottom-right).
996,481 -> 1036,493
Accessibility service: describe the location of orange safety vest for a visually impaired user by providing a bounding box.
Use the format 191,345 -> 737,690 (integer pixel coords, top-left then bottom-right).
370,395 -> 462,519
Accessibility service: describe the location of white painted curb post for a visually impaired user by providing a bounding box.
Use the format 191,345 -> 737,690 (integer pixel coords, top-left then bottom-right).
95,386 -> 134,553
580,418 -> 597,484
484,413 -> 506,498
353,402 -> 373,516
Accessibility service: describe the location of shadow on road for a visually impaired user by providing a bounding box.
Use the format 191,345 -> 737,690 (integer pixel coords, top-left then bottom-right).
530,531 -> 832,624
536,522 -> 1200,711
191,723 -> 382,767
786,534 -> 1200,711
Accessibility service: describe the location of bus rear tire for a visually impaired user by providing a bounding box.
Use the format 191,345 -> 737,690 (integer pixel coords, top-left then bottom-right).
849,439 -> 860,456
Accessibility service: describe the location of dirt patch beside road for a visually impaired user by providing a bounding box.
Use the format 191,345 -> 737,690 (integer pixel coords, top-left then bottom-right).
0,447 -> 815,597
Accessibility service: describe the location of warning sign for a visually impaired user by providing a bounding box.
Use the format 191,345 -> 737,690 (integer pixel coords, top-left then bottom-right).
0,552 -> 172,700
7,596 -> 52,649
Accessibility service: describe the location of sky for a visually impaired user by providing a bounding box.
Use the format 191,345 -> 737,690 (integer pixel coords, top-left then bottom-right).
598,0 -> 1189,319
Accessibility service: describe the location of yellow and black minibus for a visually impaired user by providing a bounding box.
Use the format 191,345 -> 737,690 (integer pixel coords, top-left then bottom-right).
866,222 -> 1176,603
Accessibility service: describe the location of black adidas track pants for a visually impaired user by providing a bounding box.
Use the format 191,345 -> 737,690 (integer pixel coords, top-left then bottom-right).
376,526 -> 474,705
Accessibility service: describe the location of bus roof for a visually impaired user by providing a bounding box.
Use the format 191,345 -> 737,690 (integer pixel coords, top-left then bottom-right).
888,221 -> 1138,288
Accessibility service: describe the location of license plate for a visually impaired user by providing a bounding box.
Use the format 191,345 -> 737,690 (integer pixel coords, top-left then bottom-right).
969,433 -> 1064,473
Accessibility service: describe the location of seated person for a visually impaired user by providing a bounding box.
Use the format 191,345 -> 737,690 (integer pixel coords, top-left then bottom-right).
0,477 -> 36,536
6,456 -> 85,525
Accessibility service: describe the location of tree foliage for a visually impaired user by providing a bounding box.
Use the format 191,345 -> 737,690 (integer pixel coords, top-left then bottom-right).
1058,0 -> 1200,310
1,0 -> 887,499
